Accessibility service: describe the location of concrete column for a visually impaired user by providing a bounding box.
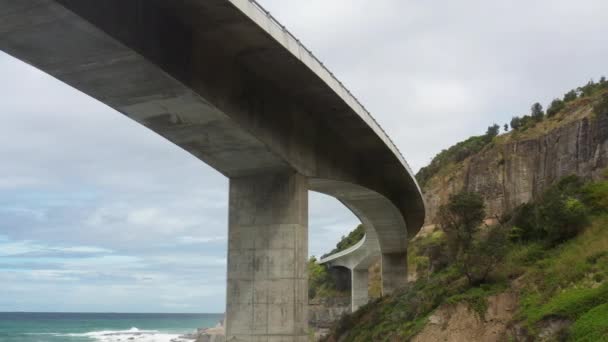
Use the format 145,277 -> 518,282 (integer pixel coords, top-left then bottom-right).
226,171 -> 308,342
351,269 -> 369,312
381,252 -> 407,295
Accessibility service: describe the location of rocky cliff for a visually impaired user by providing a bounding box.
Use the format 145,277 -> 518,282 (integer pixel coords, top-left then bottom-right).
424,96 -> 608,225
412,291 -> 519,342
309,297 -> 350,340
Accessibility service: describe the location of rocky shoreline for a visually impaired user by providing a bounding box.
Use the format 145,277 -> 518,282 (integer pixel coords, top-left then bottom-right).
171,296 -> 349,342
173,320 -> 225,342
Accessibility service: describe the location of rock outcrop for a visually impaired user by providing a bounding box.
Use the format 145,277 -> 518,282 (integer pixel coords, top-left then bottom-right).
177,320 -> 225,342
412,292 -> 518,342
424,102 -> 608,225
309,296 -> 350,340
180,298 -> 349,342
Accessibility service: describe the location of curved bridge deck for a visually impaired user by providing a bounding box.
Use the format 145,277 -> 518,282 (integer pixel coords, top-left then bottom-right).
318,227 -> 380,312
0,0 -> 425,340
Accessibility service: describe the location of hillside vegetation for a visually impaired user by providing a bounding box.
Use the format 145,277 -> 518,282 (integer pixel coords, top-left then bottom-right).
323,173 -> 608,341
321,78 -> 608,341
308,257 -> 347,300
308,225 -> 365,301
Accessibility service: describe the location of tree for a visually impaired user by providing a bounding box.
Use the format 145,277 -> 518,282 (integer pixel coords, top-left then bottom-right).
485,124 -> 500,139
510,116 -> 522,130
307,257 -> 336,299
504,124 -> 509,132
537,176 -> 588,245
564,89 -> 578,102
461,225 -> 507,285
578,80 -> 597,97
438,192 -> 486,259
531,102 -> 544,122
547,98 -> 565,117
508,175 -> 591,246
520,115 -> 534,127
508,203 -> 540,242
438,191 -> 506,284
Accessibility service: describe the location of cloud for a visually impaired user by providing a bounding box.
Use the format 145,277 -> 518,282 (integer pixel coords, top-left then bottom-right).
1,0 -> 607,313
258,0 -> 608,170
177,236 -> 227,245
0,238 -> 114,257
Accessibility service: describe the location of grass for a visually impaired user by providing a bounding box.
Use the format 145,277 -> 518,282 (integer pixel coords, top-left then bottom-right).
325,214 -> 608,341
515,215 -> 608,335
445,282 -> 508,318
522,283 -> 608,325
324,265 -> 470,341
569,303 -> 608,341
324,165 -> 608,341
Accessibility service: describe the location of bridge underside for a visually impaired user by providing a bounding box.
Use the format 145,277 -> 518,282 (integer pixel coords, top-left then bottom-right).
0,0 -> 425,339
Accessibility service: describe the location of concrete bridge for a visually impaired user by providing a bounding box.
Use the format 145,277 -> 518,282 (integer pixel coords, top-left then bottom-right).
0,0 -> 425,340
318,225 -> 381,312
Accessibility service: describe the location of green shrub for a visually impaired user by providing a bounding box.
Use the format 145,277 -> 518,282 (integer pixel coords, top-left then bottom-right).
509,176 -> 591,245
415,256 -> 430,279
416,133 -> 496,187
308,257 -> 343,299
582,180 -> 608,214
439,191 -> 486,259
539,196 -> 589,245
445,282 -> 507,318
531,102 -> 545,122
461,226 -> 508,285
509,203 -> 541,241
569,303 -> 608,342
326,265 -> 469,341
410,230 -> 450,276
593,93 -> 608,117
525,283 -> 608,325
577,78 -> 608,99
547,98 -> 566,117
564,89 -> 578,102
438,191 -> 508,285
511,116 -> 522,130
507,242 -> 546,266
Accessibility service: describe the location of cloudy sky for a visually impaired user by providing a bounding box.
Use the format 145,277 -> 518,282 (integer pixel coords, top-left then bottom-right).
1,0 -> 606,313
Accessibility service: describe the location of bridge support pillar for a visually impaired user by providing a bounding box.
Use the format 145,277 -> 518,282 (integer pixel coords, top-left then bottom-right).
381,252 -> 407,295
351,269 -> 369,312
226,171 -> 308,341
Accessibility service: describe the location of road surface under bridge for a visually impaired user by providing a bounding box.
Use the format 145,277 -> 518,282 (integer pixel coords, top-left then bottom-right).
0,0 -> 425,340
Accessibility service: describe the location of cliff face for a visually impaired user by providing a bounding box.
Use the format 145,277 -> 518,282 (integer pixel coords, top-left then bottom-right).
412,292 -> 518,342
309,297 -> 350,340
424,102 -> 608,225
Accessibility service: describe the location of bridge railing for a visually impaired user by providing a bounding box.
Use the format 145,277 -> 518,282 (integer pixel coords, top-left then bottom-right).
318,234 -> 367,264
235,0 -> 415,178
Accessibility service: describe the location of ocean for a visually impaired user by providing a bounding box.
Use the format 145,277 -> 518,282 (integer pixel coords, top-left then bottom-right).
0,312 -> 224,342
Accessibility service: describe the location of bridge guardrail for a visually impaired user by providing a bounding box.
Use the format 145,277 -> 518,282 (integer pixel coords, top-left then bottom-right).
238,0 -> 415,178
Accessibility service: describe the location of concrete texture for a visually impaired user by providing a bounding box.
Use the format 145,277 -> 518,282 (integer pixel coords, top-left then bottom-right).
0,0 -> 426,338
227,171 -> 308,341
381,252 -> 408,295
351,269 -> 369,312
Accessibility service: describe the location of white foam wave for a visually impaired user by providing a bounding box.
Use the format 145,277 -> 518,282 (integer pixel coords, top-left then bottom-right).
31,327 -> 191,342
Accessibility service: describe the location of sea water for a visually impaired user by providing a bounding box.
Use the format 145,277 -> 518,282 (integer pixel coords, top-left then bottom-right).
0,312 -> 223,342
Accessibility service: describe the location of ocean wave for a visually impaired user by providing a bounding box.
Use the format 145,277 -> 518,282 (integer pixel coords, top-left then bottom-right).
29,327 -> 191,342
